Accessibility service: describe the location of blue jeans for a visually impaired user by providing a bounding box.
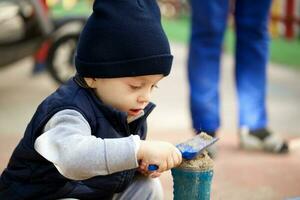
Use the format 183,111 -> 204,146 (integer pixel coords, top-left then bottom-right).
188,0 -> 272,133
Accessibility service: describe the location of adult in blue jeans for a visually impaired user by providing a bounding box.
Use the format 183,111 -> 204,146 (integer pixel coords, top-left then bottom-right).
188,0 -> 288,153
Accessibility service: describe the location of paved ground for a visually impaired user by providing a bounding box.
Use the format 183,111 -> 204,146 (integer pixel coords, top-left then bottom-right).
0,43 -> 300,199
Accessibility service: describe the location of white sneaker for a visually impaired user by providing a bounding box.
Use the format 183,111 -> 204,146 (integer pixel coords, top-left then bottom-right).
239,127 -> 289,154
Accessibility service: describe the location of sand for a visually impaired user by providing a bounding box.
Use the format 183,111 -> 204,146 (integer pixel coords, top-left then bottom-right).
177,132 -> 214,171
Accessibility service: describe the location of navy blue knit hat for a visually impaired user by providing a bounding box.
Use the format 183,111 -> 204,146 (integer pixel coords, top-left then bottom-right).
75,0 -> 173,78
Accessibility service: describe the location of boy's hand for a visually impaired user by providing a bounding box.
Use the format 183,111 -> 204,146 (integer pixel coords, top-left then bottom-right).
137,140 -> 182,173
137,162 -> 161,178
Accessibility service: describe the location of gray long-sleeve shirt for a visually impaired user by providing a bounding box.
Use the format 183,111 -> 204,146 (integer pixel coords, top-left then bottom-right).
34,109 -> 141,180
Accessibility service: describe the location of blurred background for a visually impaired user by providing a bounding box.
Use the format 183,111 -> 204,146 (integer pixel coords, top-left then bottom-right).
158,0 -> 300,69
0,0 -> 299,199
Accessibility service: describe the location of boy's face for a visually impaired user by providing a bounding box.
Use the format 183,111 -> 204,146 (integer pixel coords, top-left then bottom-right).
85,74 -> 163,117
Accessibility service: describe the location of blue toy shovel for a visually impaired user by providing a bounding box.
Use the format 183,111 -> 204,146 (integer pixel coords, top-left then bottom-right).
148,136 -> 219,171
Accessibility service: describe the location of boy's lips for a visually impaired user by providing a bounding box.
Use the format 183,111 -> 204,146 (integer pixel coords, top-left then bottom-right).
128,109 -> 143,116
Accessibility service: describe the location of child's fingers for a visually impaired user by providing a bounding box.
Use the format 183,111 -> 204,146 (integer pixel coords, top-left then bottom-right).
150,171 -> 161,178
137,168 -> 150,176
175,148 -> 182,162
140,171 -> 149,176
138,164 -> 162,178
139,161 -> 147,171
167,155 -> 175,170
173,150 -> 182,167
158,161 -> 167,173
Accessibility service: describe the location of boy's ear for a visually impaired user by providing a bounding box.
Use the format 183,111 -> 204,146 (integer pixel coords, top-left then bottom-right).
84,78 -> 97,88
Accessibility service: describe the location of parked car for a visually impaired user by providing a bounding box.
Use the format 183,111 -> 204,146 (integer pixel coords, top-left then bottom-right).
0,0 -> 87,84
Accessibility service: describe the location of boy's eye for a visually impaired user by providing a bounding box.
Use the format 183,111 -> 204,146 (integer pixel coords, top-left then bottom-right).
130,85 -> 142,90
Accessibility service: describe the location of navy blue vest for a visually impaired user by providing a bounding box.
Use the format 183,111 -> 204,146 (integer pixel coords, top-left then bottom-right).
0,78 -> 155,200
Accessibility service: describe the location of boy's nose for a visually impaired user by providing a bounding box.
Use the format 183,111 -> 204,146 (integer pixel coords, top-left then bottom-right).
138,92 -> 150,104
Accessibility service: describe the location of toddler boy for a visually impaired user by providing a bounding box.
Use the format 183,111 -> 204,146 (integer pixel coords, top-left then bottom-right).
0,0 -> 182,199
